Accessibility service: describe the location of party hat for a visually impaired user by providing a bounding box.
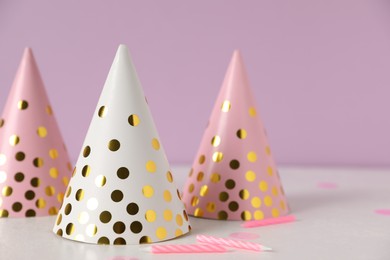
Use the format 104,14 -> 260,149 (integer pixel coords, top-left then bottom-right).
0,48 -> 72,218
182,50 -> 289,221
53,45 -> 190,245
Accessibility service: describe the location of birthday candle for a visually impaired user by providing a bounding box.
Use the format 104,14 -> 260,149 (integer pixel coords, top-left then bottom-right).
241,215 -> 296,228
196,235 -> 272,252
146,244 -> 228,254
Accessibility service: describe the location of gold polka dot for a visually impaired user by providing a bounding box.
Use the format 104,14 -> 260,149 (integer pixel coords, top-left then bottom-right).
15,151 -> 25,161
9,135 -> 20,146
62,177 -> 69,186
0,154 -> 6,165
33,158 -> 44,168
57,193 -> 64,203
113,221 -> 126,234
176,214 -> 183,226
66,223 -> 75,235
37,126 -> 47,138
191,196 -> 199,206
166,171 -> 173,183
49,167 -> 58,178
46,105 -> 53,115
130,221 -> 143,233
209,173 -> 220,183
251,197 -> 262,208
78,211 -> 89,224
65,186 -> 72,197
155,227 -> 167,240
183,210 -> 189,221
206,202 -> 216,212
114,238 -> 126,245
245,170 -> 256,182
146,160 -> 156,173
72,167 -> 76,177
87,198 -> 98,210
163,209 -> 173,221
199,185 -> 209,197
212,152 -> 224,162
99,211 -> 112,223
67,162 -> 72,171
249,107 -> 257,117
2,186 -> 12,196
45,186 -> 55,196
98,106 -> 107,118
86,224 -> 98,237
241,210 -> 252,220
163,190 -> 172,202
254,210 -> 264,220
108,139 -> 120,151
239,189 -> 250,200
36,198 -> 46,209
221,100 -> 231,112
175,229 -> 183,237
229,159 -> 240,169
145,210 -> 157,222
264,196 -> 273,207
14,172 -> 24,182
188,183 -> 194,193
83,146 -> 91,157
142,185 -> 154,198
211,135 -> 221,147
25,209 -> 36,217
196,171 -> 204,181
49,149 -> 58,159
98,237 -> 110,245
64,203 -> 72,215
82,165 -> 91,177
56,229 -> 63,236
267,166 -> 273,176
247,151 -> 257,162
117,167 -> 129,179
225,179 -> 235,189
25,190 -> 35,200
198,155 -> 205,164
259,181 -> 268,192
95,175 -> 106,187
280,200 -> 286,210
12,202 -> 22,212
17,100 -> 28,110
219,192 -> 229,202
75,189 -> 85,201
218,211 -> 228,220
265,146 -> 271,155
0,119 -> 4,127
128,114 -> 140,126
194,208 -> 203,217
30,177 -> 40,187
272,187 -> 279,196
111,190 -> 123,202
151,138 -> 160,150
236,129 -> 247,139
272,208 -> 280,217
56,214 -> 62,225
139,236 -> 152,244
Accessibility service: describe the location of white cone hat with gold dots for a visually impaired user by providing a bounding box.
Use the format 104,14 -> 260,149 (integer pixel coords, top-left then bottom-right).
182,50 -> 290,221
0,48 -> 72,218
53,45 -> 190,245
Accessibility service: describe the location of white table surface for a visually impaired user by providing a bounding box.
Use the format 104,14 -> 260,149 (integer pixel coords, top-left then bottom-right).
0,166 -> 389,260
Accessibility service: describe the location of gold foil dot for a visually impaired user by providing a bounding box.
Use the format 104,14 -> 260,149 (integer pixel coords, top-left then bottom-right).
0,119 -> 4,127
83,146 -> 91,157
272,187 -> 279,196
36,198 -> 46,209
108,139 -> 120,151
196,171 -> 204,181
2,186 -> 12,196
9,135 -> 20,146
98,237 -> 110,245
254,210 -> 264,220
249,107 -> 257,117
67,162 -> 72,171
191,196 -> 199,206
57,193 -> 64,203
251,197 -> 262,208
64,203 -> 72,215
239,189 -> 250,200
113,222 -> 126,234
86,224 -> 98,237
211,135 -> 221,147
210,173 -> 221,183
0,154 -> 6,165
33,158 -> 44,168
188,183 -> 194,193
176,214 -> 183,226
37,126 -> 47,138
82,165 -> 91,177
151,138 -> 160,150
142,185 -> 154,198
218,211 -> 228,220
175,229 -> 183,237
183,210 -> 189,221
267,166 -> 273,176
117,167 -> 130,179
49,168 -> 58,179
265,146 -> 271,155
272,208 -> 280,217
113,238 -> 126,245
259,181 -> 268,192
25,209 -> 36,217
17,100 -> 28,110
127,203 -> 139,215
228,201 -> 239,212
98,106 -> 107,118
12,202 -> 22,212
247,151 -> 257,162
229,159 -> 240,170
99,211 -> 112,223
25,190 -> 35,200
212,152 -> 224,162
225,179 -> 236,189
264,196 -> 273,207
163,209 -> 173,221
49,149 -> 58,159
199,185 -> 209,197
45,186 -> 55,196
146,160 -> 156,173
280,201 -> 286,210
198,155 -> 205,164
63,177 -> 69,187
14,172 -> 24,182
15,151 -> 25,161
241,211 -> 252,220
75,189 -> 85,201
156,227 -> 168,239
130,221 -> 143,234
65,186 -> 72,198
56,214 -> 62,225
56,229 -> 63,236
145,210 -> 157,222
72,167 -> 77,177
221,100 -> 231,112
95,175 -> 106,187
30,177 -> 40,187
219,192 -> 229,202
78,211 -> 89,224
245,170 -> 256,182
177,189 -> 182,200
111,190 -> 123,202
46,105 -> 53,115
206,202 -> 216,212
0,171 -> 6,183
128,114 -> 140,126
236,129 -> 247,139
194,208 -> 204,217
166,171 -> 173,183
163,190 -> 172,202
140,236 -> 152,244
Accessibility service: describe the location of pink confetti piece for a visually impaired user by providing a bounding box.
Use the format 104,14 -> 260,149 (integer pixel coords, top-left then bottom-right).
196,234 -> 272,252
241,215 -> 296,228
108,257 -> 139,260
374,209 -> 390,216
317,182 -> 338,189
229,232 -> 259,240
148,244 -> 227,254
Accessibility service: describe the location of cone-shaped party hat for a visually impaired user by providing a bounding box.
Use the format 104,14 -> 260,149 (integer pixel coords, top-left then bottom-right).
53,45 -> 190,245
182,51 -> 289,221
0,48 -> 72,218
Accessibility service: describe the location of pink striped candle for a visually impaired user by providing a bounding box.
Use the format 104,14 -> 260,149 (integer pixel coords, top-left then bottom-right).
148,244 -> 228,254
196,235 -> 272,252
241,215 -> 296,228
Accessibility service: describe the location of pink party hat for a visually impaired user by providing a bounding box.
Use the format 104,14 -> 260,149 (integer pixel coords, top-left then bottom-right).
53,45 -> 190,245
182,50 -> 290,221
0,48 -> 72,218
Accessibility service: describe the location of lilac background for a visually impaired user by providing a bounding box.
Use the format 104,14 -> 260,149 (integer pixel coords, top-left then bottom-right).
1,0 -> 390,166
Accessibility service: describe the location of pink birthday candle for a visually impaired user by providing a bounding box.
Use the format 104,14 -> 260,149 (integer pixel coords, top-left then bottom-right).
147,244 -> 228,254
196,235 -> 272,252
241,215 -> 296,228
